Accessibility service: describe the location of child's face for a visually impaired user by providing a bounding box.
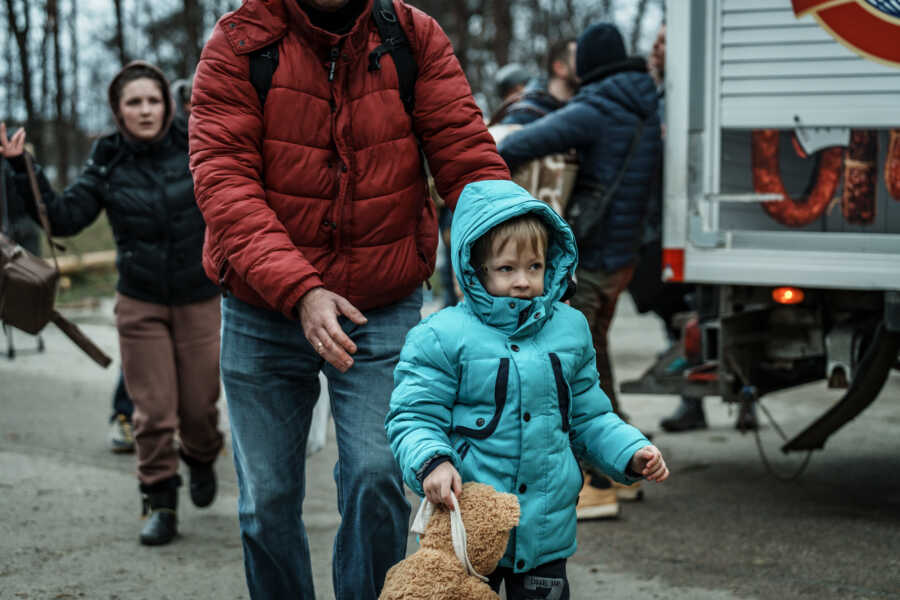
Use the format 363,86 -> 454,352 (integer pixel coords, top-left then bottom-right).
482,237 -> 546,299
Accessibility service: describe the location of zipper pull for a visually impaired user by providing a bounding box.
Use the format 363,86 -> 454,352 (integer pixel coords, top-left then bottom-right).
328,46 -> 339,82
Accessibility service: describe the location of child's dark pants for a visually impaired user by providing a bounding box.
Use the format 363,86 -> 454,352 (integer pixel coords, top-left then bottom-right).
488,558 -> 569,600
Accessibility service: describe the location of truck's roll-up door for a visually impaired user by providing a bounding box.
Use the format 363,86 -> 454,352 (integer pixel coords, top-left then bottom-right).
718,0 -> 900,129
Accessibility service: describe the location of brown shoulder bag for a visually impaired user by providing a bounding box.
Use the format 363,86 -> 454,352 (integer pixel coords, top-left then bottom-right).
0,154 -> 111,367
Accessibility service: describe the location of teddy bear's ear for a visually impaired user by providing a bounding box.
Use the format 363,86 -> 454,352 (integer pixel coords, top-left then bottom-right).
495,491 -> 521,530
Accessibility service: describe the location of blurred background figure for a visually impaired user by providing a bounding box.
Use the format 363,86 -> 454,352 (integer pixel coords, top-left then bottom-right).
496,38 -> 578,126
108,374 -> 135,453
494,62 -> 532,104
0,61 -> 223,547
0,139 -> 40,256
170,77 -> 193,119
0,134 -> 43,359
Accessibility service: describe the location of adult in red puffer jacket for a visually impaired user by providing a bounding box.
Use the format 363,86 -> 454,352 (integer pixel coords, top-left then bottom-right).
189,0 -> 509,598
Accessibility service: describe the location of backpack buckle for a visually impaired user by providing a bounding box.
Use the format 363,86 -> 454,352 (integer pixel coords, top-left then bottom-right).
368,45 -> 391,71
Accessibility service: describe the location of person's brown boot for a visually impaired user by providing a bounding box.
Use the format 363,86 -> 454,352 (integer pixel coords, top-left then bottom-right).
610,478 -> 644,501
575,471 -> 619,520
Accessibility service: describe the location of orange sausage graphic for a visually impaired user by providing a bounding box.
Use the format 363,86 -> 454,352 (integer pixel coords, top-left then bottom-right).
752,129 -> 843,227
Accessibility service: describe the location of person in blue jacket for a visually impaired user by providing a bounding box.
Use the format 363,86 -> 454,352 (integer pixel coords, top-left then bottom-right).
386,180 -> 668,599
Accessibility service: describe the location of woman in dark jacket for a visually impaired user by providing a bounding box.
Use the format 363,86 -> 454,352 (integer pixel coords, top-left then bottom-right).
0,62 -> 223,546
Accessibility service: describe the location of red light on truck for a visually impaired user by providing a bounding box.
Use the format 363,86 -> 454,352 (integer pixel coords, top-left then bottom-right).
772,287 -> 804,304
662,248 -> 684,282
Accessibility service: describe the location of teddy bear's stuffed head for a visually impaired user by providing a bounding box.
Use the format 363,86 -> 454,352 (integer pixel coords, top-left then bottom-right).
420,481 -> 521,575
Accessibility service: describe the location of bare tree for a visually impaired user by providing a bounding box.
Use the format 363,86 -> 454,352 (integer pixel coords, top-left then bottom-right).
4,14 -> 14,118
492,0 -> 512,67
601,0 -> 613,18
4,0 -> 39,154
183,0 -> 204,75
630,0 -> 649,54
68,0 -> 78,125
112,0 -> 128,65
40,0 -> 50,118
47,0 -> 69,185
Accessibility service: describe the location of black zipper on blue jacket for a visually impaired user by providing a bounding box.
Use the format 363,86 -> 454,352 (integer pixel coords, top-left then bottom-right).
456,440 -> 471,461
549,352 -> 570,432
454,358 -> 509,439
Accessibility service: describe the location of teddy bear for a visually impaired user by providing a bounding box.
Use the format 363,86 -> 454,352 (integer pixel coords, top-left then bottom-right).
379,481 -> 521,600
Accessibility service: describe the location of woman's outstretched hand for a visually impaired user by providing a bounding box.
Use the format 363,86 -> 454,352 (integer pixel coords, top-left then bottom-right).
0,122 -> 26,158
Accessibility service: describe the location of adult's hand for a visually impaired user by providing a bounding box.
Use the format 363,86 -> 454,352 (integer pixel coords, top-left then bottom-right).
0,122 -> 26,158
298,287 -> 367,373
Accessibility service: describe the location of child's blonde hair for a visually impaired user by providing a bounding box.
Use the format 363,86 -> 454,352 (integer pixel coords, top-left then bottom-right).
471,214 -> 549,277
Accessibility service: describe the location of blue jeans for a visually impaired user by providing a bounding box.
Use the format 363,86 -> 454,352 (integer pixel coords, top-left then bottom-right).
110,370 -> 134,421
221,289 -> 422,600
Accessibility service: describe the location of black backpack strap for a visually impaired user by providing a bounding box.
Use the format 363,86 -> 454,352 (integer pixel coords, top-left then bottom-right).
249,43 -> 279,109
369,0 -> 417,115
568,115 -> 650,241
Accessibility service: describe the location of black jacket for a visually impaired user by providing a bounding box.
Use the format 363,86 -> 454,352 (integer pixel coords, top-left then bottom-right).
12,119 -> 220,305
498,63 -> 661,272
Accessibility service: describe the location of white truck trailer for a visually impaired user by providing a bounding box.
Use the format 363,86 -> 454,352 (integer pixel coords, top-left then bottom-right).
629,0 -> 900,452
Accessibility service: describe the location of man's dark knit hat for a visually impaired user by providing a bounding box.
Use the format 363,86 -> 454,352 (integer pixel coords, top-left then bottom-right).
576,23 -> 627,79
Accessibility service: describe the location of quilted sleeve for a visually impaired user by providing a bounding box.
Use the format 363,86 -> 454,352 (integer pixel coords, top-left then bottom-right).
189,25 -> 322,317
404,6 -> 510,209
10,151 -> 103,237
386,322 -> 463,497
498,100 -> 601,171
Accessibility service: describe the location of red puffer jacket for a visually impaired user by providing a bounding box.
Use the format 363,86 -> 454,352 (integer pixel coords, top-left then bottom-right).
190,0 -> 509,317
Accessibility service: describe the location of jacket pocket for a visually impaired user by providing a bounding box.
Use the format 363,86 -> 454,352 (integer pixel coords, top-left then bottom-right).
216,254 -> 233,293
453,358 -> 510,440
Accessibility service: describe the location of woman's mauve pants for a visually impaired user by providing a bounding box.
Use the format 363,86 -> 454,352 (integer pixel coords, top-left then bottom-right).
115,293 -> 223,486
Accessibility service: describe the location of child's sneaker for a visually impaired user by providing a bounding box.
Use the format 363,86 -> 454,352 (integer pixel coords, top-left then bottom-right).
108,414 -> 135,453
576,472 -> 619,520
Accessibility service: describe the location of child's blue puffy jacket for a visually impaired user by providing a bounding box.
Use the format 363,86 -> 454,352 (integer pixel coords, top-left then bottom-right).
386,180 -> 649,572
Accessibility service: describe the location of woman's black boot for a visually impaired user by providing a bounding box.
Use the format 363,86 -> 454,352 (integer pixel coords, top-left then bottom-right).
180,450 -> 216,508
139,475 -> 180,546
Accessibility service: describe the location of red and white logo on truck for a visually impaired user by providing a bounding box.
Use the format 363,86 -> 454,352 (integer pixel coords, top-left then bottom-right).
792,0 -> 900,67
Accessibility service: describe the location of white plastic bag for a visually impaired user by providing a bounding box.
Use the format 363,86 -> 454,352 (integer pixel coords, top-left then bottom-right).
305,392 -> 330,457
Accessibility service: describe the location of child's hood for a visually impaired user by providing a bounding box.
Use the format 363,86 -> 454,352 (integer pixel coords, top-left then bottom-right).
450,180 -> 578,333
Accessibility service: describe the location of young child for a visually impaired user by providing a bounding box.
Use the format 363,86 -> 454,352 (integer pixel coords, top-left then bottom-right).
386,180 -> 668,599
